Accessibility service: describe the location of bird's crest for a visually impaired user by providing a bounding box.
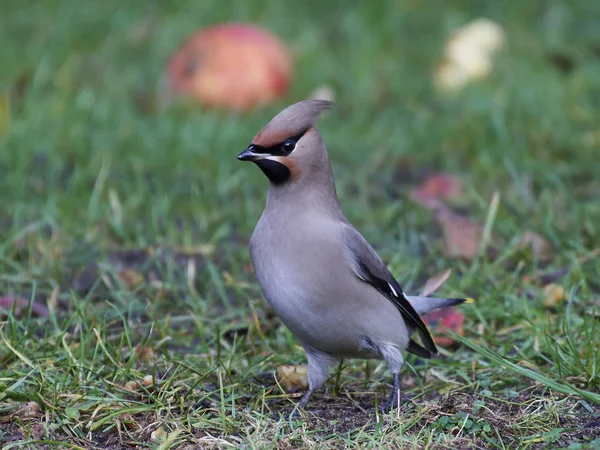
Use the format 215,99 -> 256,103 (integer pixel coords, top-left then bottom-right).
253,100 -> 332,147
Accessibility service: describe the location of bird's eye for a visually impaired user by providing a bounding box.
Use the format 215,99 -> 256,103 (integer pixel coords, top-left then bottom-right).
281,139 -> 296,153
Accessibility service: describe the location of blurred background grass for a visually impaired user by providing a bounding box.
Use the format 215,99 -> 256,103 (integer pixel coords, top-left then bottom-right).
2,0 -> 599,310
1,0 -> 600,447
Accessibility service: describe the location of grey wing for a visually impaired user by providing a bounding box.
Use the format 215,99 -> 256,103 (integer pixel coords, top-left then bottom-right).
340,224 -> 438,357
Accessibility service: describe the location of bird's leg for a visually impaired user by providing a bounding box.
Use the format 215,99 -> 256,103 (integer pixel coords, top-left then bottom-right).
378,346 -> 404,412
289,388 -> 314,419
379,371 -> 400,411
289,346 -> 339,418
297,388 -> 314,409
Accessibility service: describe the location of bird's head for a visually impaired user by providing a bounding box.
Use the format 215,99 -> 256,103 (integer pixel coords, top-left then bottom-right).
237,100 -> 333,186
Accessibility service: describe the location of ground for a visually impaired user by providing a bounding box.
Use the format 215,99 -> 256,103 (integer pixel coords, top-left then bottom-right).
1,0 -> 600,449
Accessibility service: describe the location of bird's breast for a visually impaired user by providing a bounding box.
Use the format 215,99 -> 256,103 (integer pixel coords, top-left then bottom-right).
248,213 -> 409,356
249,216 -> 352,345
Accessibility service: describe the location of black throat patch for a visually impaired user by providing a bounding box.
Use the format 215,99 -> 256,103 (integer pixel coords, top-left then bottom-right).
254,159 -> 291,185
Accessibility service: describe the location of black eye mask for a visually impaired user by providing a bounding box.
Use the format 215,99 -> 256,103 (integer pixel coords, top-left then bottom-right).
246,129 -> 308,157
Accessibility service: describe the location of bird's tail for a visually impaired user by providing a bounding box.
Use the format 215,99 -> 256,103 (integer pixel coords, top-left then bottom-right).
407,296 -> 474,316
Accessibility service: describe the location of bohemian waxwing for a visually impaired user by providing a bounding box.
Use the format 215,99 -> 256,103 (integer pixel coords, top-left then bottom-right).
238,100 -> 472,412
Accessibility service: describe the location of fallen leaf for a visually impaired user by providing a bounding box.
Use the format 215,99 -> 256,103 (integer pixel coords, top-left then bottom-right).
422,308 -> 466,346
517,231 -> 552,262
13,402 -> 41,420
0,296 -> 50,317
277,364 -> 309,392
543,283 -> 566,309
522,268 -> 569,286
141,374 -> 154,387
150,426 -> 166,441
564,376 -> 587,387
431,201 -> 485,260
123,381 -> 138,391
119,413 -> 137,430
517,360 -> 537,370
410,173 -> 463,207
421,269 -> 452,296
117,269 -> 144,290
435,18 -> 505,92
134,345 -> 155,363
21,422 -> 45,440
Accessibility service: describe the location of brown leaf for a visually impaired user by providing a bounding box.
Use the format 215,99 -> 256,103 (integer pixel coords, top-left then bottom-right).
517,231 -> 552,262
119,413 -> 137,430
22,422 -> 45,440
543,283 -> 566,309
422,308 -> 466,347
13,401 -> 41,420
134,345 -> 156,363
123,381 -> 138,391
277,364 -> 308,392
409,173 -> 463,207
432,201 -> 484,260
141,374 -> 154,387
150,426 -> 166,441
0,296 -> 49,317
421,269 -> 452,296
517,360 -> 537,370
117,269 -> 144,290
522,268 -> 569,286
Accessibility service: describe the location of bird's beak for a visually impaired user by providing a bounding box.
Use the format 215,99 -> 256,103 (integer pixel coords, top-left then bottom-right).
237,146 -> 262,162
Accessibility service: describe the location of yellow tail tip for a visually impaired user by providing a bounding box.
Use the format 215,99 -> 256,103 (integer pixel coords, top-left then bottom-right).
465,297 -> 475,304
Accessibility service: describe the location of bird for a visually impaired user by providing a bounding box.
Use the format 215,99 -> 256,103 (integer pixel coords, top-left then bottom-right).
237,99 -> 472,412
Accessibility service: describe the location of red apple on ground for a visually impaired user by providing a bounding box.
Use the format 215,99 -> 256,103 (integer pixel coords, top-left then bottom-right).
167,23 -> 293,111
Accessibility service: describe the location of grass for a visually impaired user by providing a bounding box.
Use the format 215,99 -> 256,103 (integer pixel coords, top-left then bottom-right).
1,0 -> 600,448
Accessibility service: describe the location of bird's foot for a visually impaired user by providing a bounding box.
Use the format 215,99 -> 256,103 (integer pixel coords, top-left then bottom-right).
286,388 -> 313,419
378,389 -> 401,412
288,405 -> 304,420
378,393 -> 413,413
